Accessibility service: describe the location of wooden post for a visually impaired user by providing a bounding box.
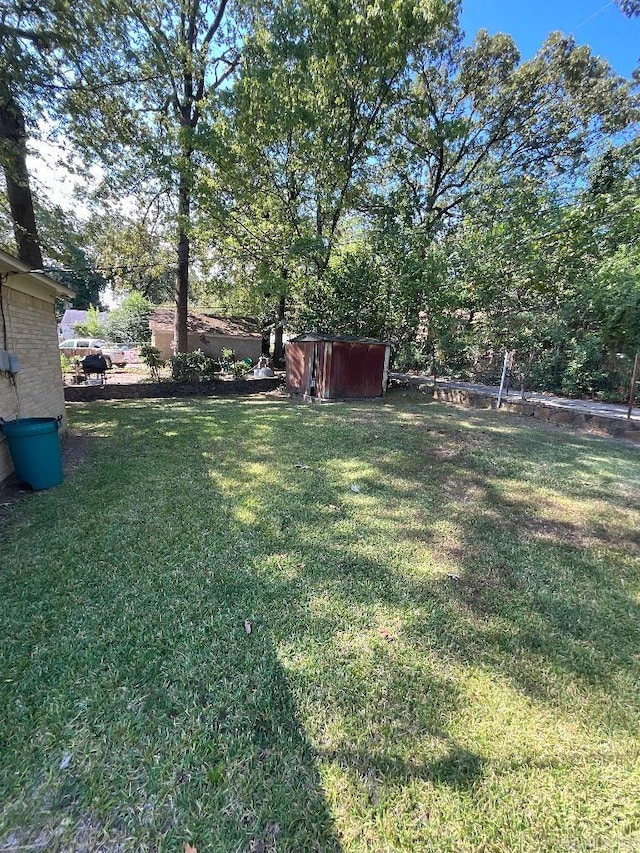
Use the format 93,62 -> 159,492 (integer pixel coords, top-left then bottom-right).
628,352 -> 639,419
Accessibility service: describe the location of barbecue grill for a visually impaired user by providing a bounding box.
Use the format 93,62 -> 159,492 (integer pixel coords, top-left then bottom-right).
82,353 -> 109,385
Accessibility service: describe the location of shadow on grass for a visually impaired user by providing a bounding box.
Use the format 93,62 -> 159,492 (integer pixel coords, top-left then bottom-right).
320,745 -> 485,790
0,404 -> 344,851
61,396 -> 640,697
2,394 -> 639,848
72,397 -> 640,689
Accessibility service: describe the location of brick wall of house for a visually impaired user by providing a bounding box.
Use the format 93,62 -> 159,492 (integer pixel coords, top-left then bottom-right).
0,285 -> 67,484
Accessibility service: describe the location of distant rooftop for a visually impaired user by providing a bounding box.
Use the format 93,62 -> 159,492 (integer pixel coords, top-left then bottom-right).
61,308 -> 109,324
149,309 -> 261,338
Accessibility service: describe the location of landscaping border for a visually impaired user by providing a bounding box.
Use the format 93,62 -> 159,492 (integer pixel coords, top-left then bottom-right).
392,377 -> 640,443
63,374 -> 640,443
64,377 -> 284,402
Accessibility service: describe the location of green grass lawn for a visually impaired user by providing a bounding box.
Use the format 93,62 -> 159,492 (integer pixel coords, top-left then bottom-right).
1,391 -> 639,852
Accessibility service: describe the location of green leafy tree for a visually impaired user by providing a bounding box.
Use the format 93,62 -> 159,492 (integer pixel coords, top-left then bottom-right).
576,143 -> 640,358
0,2 -> 62,267
92,215 -> 175,303
377,31 -> 636,236
105,292 -> 152,343
35,204 -> 107,307
294,243 -> 388,337
421,137 -> 640,399
73,304 -> 106,337
351,29 -> 638,390
139,343 -> 165,380
0,0 -> 128,267
618,0 -> 640,16
200,0 -> 457,361
67,0 -> 243,354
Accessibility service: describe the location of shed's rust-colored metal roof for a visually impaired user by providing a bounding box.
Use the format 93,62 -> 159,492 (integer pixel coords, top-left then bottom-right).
289,331 -> 392,347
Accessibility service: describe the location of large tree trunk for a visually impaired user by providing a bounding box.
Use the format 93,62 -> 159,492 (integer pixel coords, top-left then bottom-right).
170,0 -> 233,354
174,168 -> 190,354
261,327 -> 271,356
273,293 -> 286,367
0,86 -> 43,269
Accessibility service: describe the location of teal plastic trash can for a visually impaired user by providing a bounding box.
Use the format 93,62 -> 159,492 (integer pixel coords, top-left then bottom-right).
1,417 -> 63,490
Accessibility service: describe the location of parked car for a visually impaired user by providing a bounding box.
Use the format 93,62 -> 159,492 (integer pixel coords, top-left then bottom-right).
59,338 -> 131,368
116,342 -> 142,364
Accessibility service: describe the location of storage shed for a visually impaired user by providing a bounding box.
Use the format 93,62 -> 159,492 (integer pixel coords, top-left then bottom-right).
286,332 -> 392,401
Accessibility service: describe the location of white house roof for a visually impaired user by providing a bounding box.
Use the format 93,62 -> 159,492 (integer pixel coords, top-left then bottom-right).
61,308 -> 108,327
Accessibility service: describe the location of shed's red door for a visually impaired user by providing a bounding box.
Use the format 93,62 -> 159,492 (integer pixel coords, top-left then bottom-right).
329,343 -> 386,398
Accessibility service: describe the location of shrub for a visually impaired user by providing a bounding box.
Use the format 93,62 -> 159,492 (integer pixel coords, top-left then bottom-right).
73,304 -> 106,338
139,344 -> 165,381
232,360 -> 250,379
200,355 -> 218,380
560,334 -> 611,399
168,349 -> 219,382
105,293 -> 152,343
219,348 -> 235,372
170,350 -> 203,382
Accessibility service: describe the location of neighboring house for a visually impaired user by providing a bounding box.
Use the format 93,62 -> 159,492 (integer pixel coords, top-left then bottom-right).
149,309 -> 263,362
58,308 -> 109,341
0,249 -> 74,484
286,332 -> 392,401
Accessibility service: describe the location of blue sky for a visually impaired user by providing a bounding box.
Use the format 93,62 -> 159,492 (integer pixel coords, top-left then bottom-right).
460,0 -> 640,79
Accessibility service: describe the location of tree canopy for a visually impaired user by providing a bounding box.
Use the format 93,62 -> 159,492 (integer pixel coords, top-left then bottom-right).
1,0 -> 638,397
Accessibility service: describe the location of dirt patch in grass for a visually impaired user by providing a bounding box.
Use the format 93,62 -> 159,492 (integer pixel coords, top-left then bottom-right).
522,515 -> 640,554
1,811 -> 128,852
458,566 -> 518,615
0,430 -> 92,521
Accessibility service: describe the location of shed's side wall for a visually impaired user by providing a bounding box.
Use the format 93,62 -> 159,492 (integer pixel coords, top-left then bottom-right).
0,282 -> 67,483
285,342 -> 314,394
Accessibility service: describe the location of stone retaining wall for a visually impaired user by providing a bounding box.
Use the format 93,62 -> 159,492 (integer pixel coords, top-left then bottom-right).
393,380 -> 640,443
64,375 -> 640,443
65,377 -> 283,402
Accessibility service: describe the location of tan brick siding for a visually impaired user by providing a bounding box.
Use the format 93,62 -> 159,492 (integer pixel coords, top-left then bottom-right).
0,285 -> 67,484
